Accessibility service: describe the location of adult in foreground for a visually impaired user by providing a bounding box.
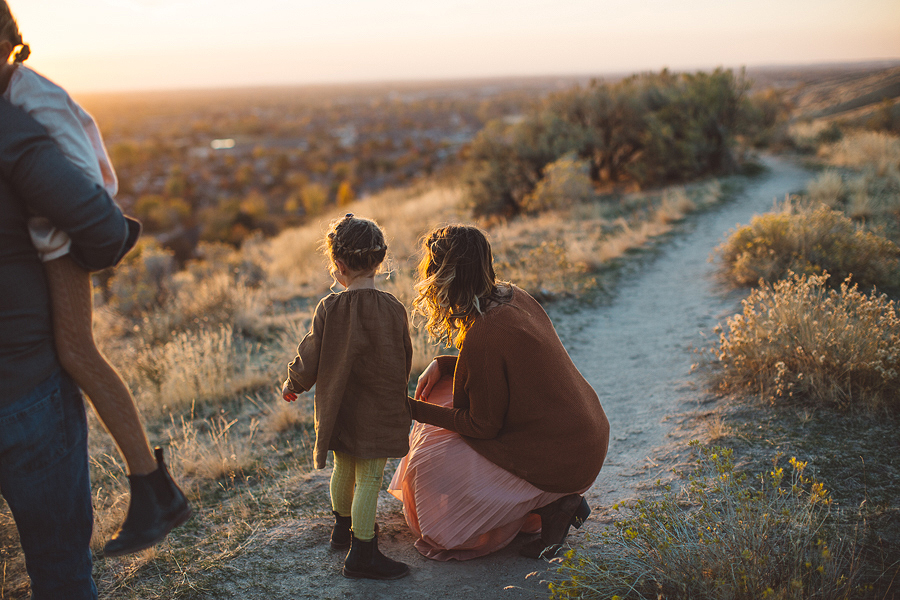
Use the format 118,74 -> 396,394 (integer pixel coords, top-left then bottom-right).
0,99 -> 140,599
388,225 -> 610,560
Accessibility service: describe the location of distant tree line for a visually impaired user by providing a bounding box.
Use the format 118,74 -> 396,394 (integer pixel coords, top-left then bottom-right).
463,68 -> 777,216
83,83 -> 549,256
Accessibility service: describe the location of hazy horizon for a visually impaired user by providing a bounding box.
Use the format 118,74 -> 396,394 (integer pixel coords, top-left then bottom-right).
9,0 -> 900,94
61,60 -> 900,99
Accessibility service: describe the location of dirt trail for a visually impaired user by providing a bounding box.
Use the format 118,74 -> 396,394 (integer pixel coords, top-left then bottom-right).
221,157 -> 813,600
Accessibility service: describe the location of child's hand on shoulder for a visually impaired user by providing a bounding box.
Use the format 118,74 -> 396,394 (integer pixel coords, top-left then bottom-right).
282,380 -> 297,402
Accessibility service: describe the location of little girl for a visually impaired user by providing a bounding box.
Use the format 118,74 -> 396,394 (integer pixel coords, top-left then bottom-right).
282,213 -> 412,580
0,2 -> 189,556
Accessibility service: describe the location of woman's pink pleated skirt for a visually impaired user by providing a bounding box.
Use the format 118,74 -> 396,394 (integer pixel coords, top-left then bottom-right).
387,375 -> 568,561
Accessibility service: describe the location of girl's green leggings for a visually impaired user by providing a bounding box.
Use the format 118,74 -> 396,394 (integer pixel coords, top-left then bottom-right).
330,451 -> 387,541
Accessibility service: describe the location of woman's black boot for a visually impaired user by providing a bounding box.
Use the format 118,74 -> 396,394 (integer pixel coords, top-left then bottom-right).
103,447 -> 192,557
331,512 -> 352,549
520,494 -> 591,559
342,533 -> 410,580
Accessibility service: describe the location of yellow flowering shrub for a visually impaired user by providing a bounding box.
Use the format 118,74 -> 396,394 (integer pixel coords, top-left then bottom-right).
548,443 -> 860,600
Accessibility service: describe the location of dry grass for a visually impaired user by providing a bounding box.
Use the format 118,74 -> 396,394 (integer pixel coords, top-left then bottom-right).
126,324 -> 275,415
656,187 -> 698,223
492,179 -> 726,291
713,273 -> 900,411
261,394 -> 312,436
796,129 -> 900,270
818,131 -> 900,177
263,184 -> 465,292
168,413 -> 257,481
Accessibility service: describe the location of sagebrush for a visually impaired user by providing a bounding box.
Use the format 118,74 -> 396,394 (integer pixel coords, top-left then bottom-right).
716,203 -> 900,293
713,273 -> 900,411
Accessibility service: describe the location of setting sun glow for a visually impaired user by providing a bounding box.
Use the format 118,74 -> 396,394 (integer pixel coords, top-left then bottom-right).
8,0 -> 900,94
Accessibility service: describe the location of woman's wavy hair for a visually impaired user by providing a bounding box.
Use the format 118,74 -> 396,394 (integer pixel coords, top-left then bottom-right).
0,1 -> 30,63
323,213 -> 387,278
413,225 -> 509,348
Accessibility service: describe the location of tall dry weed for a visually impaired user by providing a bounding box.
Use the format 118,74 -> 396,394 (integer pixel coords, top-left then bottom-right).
167,412 -> 257,481
714,273 -> 900,411
807,170 -> 846,207
132,325 -> 274,415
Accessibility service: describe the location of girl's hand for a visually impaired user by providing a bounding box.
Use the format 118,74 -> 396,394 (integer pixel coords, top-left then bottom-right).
282,380 -> 297,402
415,359 -> 441,401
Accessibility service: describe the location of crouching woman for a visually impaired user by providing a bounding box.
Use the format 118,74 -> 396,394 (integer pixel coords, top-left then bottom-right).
388,225 -> 610,560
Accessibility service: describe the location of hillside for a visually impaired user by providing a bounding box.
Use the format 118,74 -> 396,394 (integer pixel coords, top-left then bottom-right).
2,63 -> 899,598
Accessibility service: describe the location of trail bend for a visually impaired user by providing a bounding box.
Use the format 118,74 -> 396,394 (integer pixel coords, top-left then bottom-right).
221,156 -> 813,600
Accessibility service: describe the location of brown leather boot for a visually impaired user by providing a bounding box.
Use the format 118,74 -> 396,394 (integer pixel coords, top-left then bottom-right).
103,447 -> 192,557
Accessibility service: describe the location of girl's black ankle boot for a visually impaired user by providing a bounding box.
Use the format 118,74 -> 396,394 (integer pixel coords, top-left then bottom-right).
342,533 -> 409,580
103,447 -> 192,557
331,512 -> 352,549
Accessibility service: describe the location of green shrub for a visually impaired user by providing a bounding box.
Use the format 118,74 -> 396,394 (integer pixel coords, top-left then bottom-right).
463,120 -> 548,217
548,443 -> 862,600
717,204 -> 900,293
464,69 -> 751,217
714,273 -> 900,410
522,155 -> 594,213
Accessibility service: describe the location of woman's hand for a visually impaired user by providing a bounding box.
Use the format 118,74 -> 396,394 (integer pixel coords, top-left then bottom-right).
282,380 -> 297,402
415,359 -> 441,401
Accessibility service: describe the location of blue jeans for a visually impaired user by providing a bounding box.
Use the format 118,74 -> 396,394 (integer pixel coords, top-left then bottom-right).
0,369 -> 96,600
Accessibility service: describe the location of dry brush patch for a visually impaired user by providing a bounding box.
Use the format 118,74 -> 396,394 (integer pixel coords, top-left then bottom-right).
86,396 -> 317,600
799,130 -> 900,244
548,443 -> 864,600
817,131 -> 900,178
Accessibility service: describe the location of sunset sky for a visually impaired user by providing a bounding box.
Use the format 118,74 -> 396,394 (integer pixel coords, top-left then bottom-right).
8,0 -> 900,93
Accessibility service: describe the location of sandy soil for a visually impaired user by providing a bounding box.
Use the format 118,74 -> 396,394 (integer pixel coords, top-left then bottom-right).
215,156 -> 813,599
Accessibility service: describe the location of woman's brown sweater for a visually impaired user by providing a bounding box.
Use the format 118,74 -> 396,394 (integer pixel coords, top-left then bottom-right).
285,288 -> 413,469
408,287 -> 610,494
